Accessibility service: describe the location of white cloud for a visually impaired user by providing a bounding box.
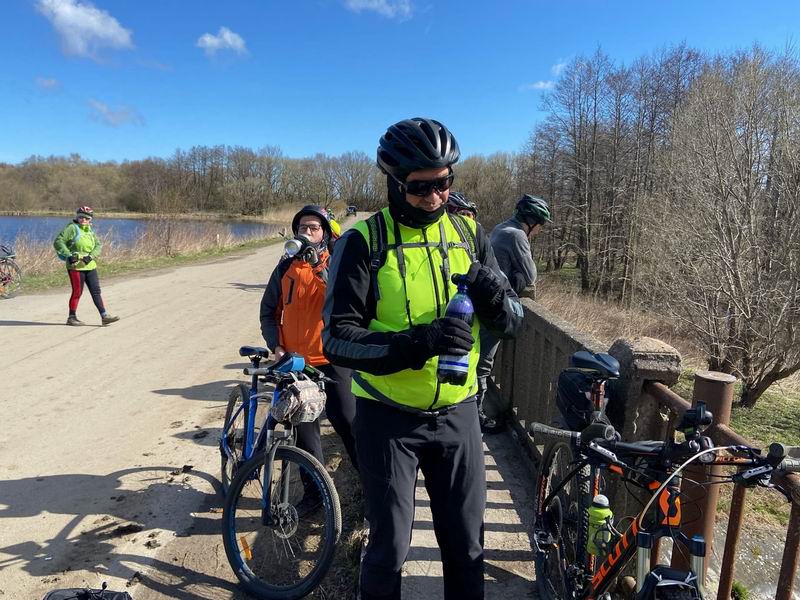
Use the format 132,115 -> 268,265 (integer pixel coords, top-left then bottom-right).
196,26 -> 247,57
521,80 -> 555,91
551,59 -> 569,76
36,77 -> 61,90
36,0 -> 133,60
344,0 -> 413,19
88,99 -> 144,127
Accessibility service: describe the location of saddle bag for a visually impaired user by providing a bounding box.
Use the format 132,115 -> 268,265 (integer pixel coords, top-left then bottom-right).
556,369 -> 602,431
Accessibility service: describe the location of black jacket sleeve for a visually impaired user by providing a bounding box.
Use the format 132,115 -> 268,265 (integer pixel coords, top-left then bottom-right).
474,223 -> 524,340
260,259 -> 291,352
322,230 -> 423,375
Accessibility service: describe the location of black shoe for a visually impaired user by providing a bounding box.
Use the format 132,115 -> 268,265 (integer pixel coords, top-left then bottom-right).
479,410 -> 505,435
295,491 -> 323,517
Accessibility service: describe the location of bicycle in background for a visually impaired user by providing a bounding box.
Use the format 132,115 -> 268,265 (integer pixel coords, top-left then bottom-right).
0,244 -> 22,298
219,346 -> 342,600
529,350 -> 800,600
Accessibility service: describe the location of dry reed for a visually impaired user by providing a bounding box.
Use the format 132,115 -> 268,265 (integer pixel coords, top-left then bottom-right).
11,220 -> 279,278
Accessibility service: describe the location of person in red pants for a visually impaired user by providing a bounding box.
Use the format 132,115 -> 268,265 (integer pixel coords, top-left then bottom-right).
53,206 -> 119,327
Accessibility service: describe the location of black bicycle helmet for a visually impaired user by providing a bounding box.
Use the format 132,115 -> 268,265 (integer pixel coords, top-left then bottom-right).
447,191 -> 478,217
291,205 -> 333,239
514,194 -> 552,226
377,117 -> 461,181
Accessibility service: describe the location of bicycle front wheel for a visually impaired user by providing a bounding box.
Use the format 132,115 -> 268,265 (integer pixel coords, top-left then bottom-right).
222,446 -> 342,600
0,259 -> 22,298
534,440 -> 591,600
221,383 -> 251,495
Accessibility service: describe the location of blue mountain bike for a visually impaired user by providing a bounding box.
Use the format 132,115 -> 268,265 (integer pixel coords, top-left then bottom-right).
219,346 -> 342,599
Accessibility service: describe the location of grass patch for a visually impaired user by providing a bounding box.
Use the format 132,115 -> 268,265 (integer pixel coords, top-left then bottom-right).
671,369 -> 800,447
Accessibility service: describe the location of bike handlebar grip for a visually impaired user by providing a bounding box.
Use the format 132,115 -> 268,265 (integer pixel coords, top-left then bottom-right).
244,367 -> 270,376
581,422 -> 617,443
769,442 -> 788,460
779,458 -> 800,473
528,423 -> 579,443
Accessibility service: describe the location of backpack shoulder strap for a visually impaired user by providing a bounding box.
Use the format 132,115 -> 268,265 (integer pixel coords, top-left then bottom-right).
364,210 -> 389,300
448,213 -> 477,262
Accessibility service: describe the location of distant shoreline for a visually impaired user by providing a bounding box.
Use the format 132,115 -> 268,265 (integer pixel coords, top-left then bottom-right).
0,209 -> 288,225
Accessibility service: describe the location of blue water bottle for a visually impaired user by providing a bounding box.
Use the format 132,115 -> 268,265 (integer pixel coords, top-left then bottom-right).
437,276 -> 474,385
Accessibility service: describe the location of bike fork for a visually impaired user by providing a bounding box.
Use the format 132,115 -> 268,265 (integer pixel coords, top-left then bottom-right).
689,535 -> 706,598
260,431 -> 293,526
635,532 -> 653,593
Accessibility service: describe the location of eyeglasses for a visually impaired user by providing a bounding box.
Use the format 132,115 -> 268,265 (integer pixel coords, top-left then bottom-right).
77,216 -> 92,222
297,224 -> 322,233
396,173 -> 455,197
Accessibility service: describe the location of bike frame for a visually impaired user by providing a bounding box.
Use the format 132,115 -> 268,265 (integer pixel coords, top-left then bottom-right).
540,437 -> 758,598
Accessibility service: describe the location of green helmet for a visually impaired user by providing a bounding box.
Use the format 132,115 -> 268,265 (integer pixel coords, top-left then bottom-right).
515,194 -> 551,226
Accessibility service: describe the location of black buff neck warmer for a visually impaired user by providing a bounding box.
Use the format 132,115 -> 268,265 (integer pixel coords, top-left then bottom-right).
387,177 -> 446,229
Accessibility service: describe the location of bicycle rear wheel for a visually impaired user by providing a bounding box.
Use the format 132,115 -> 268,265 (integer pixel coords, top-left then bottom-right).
222,445 -> 342,600
0,259 -> 22,298
220,383 -> 251,495
534,440 -> 591,600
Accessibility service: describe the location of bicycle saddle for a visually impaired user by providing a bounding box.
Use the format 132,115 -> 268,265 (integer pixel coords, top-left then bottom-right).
239,345 -> 270,358
570,351 -> 620,379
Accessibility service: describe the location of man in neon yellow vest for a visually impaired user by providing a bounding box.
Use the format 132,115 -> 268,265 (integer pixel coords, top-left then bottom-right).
323,118 -> 523,600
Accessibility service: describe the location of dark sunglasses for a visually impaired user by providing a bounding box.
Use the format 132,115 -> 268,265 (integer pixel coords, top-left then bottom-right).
397,173 -> 455,197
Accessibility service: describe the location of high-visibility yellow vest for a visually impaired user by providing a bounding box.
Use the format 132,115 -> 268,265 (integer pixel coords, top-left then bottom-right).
351,208 -> 480,412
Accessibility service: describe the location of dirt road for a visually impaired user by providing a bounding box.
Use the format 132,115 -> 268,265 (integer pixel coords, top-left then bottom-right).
0,243 -> 288,599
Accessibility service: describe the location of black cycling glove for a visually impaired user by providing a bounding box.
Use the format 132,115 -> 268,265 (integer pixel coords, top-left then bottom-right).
68,253 -> 79,265
457,262 -> 505,317
411,317 -> 474,365
83,255 -> 93,264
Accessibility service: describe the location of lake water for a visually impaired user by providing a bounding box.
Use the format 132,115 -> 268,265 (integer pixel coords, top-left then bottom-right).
0,215 -> 281,247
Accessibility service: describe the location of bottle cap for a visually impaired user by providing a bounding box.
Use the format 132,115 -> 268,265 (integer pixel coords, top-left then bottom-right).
592,494 -> 610,508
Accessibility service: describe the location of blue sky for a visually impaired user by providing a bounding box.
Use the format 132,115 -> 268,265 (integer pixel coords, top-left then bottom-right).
1,0 -> 797,164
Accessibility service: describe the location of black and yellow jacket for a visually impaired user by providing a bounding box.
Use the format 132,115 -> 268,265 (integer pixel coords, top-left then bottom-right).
322,207 -> 523,412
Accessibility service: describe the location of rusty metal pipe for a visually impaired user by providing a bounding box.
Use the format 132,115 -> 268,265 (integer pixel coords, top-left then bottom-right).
671,371 -> 737,578
776,500 -> 800,600
716,484 -> 747,600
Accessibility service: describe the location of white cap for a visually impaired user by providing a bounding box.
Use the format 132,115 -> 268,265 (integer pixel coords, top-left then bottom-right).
592,494 -> 610,508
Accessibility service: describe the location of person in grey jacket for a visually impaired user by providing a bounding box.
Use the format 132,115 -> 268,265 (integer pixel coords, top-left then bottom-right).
476,195 -> 551,432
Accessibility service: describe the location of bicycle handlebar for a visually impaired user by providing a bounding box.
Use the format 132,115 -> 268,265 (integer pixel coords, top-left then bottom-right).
769,442 -> 800,473
528,422 -> 616,445
529,422 -> 579,443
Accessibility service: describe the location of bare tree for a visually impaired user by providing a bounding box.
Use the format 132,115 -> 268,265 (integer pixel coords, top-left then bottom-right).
643,47 -> 800,406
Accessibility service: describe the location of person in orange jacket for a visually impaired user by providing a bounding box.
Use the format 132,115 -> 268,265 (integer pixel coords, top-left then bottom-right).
260,206 -> 358,510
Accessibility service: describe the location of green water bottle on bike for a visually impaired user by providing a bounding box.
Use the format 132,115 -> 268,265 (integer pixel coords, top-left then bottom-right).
587,494 -> 614,555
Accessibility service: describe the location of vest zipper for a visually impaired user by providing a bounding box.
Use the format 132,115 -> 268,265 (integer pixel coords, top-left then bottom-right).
422,225 -> 445,411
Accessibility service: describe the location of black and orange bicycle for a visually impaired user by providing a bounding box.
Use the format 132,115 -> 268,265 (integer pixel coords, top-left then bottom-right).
529,351 -> 800,600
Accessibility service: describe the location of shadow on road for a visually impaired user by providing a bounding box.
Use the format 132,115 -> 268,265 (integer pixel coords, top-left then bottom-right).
0,320 -> 77,327
0,466 -> 238,599
152,380 -> 239,402
227,282 -> 266,293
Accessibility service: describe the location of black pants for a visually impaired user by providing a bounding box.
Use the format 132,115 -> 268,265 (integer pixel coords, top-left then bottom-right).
318,363 -> 358,472
295,363 -> 358,477
355,397 -> 485,600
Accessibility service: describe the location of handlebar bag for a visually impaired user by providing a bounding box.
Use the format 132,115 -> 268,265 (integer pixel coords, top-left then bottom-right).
270,376 -> 326,425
